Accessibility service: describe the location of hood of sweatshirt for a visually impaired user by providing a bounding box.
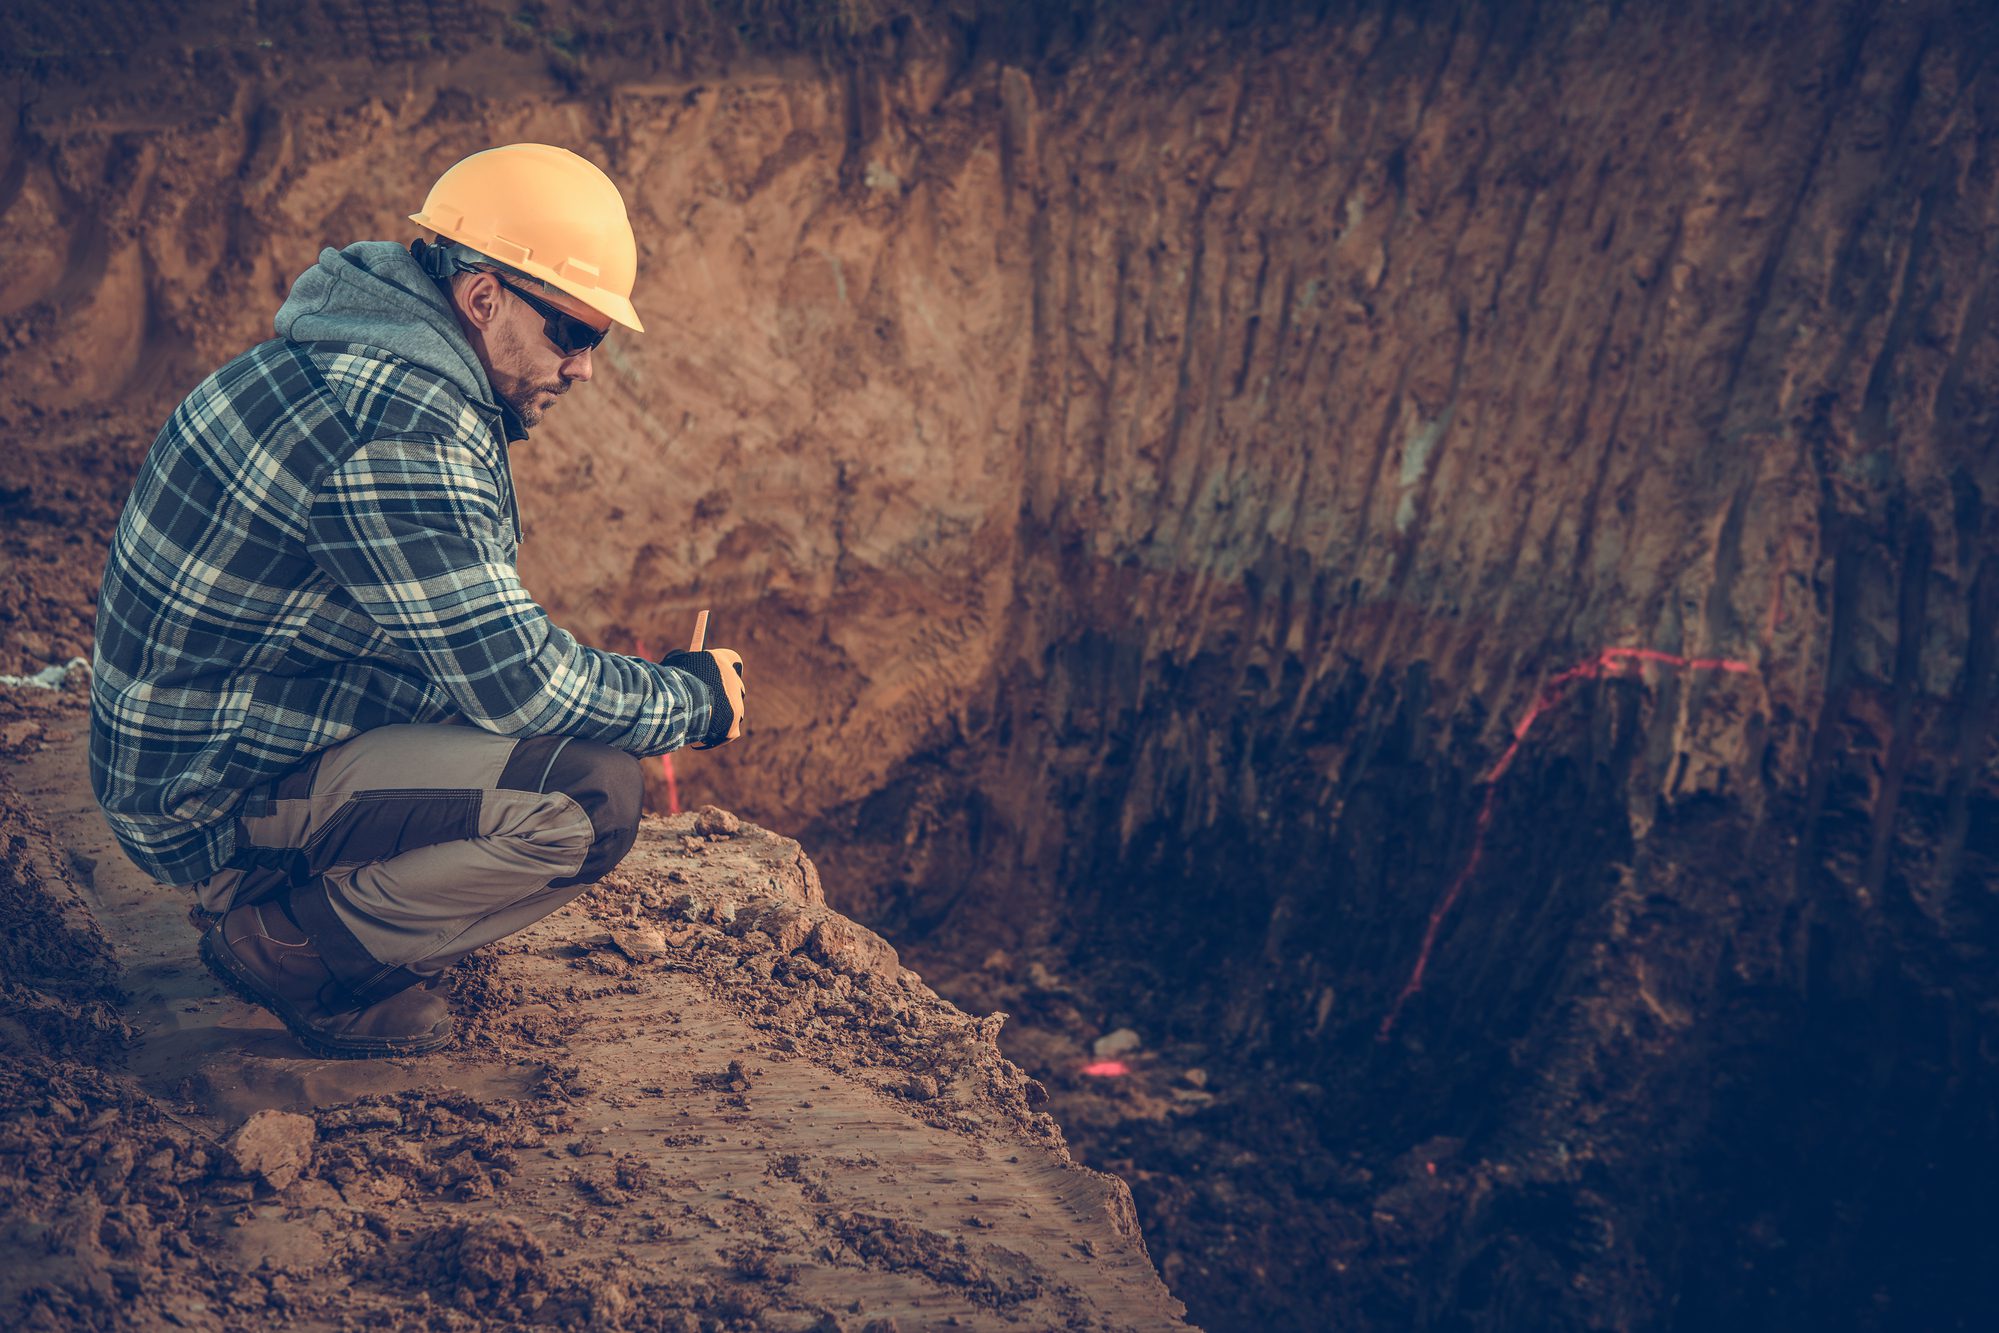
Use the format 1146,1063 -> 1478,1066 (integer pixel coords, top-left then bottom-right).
273,241 -> 504,420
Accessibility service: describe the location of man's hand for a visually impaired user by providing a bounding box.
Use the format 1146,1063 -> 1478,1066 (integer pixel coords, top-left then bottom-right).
659,648 -> 746,748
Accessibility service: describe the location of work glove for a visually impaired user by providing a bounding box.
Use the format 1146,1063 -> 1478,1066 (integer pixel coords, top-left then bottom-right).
659,649 -> 746,749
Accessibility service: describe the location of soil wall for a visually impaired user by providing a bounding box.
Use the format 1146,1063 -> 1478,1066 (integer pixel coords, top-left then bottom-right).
4,1 -> 1998,1329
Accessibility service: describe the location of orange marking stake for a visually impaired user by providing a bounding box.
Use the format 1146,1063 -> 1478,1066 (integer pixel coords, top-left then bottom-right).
689,609 -> 710,653
660,751 -> 681,815
634,633 -> 683,815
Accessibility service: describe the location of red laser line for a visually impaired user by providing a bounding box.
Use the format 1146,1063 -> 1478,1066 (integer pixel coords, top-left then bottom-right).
634,636 -> 683,815
1376,646 -> 1755,1042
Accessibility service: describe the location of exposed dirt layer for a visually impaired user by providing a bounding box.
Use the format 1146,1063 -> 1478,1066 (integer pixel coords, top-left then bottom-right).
5,1 -> 1999,1330
0,713 -> 1185,1332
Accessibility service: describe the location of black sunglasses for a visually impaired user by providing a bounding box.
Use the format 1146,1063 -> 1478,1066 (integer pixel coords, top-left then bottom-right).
481,270 -> 608,358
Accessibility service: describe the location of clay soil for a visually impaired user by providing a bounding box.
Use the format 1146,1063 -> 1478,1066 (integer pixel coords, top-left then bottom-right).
6,1 -> 1999,1331
0,679 -> 1185,1330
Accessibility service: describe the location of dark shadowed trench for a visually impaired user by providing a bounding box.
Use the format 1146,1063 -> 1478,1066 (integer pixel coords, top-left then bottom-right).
3,1 -> 1998,1329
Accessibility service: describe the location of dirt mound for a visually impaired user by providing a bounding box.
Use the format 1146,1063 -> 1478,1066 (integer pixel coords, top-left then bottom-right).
0,734 -> 1186,1331
410,1217 -> 554,1315
0,690 -> 221,1330
0,721 -> 113,991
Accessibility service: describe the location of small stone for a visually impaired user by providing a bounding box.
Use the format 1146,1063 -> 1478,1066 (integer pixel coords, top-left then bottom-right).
732,901 -> 812,953
95,1140 -> 136,1189
692,805 -> 742,837
610,924 -> 668,960
225,1110 -> 316,1190
1180,1067 -> 1209,1089
901,1074 -> 940,1102
316,1104 -> 404,1133
1092,1028 -> 1142,1060
806,915 -> 900,985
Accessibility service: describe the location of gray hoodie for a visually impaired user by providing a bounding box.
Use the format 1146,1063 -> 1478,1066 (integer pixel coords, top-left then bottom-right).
273,241 -> 502,420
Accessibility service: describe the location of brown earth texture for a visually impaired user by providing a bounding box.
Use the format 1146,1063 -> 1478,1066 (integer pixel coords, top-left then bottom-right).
4,1 -> 1999,1330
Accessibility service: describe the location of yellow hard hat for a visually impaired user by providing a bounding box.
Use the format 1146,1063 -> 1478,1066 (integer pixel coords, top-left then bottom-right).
410,143 -> 645,333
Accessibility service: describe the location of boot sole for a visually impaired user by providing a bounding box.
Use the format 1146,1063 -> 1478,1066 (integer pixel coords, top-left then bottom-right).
199,927 -> 453,1060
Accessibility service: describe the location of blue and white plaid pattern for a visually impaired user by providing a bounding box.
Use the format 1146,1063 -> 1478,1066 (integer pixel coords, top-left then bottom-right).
91,338 -> 709,885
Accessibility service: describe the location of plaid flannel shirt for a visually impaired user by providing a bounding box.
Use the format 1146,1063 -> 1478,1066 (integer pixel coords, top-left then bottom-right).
91,337 -> 711,886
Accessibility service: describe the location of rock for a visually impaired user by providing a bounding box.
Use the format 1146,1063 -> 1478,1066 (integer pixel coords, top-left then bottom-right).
317,1104 -> 404,1133
732,900 -> 813,953
0,719 -> 44,749
900,1074 -> 940,1102
1179,1067 -> 1209,1089
610,923 -> 669,960
806,915 -> 901,984
94,1139 -> 136,1189
692,805 -> 741,837
225,1110 -> 316,1190
1092,1028 -> 1142,1060
416,1217 -> 550,1308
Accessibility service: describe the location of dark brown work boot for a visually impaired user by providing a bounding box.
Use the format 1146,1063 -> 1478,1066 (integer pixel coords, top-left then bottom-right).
199,902 -> 452,1059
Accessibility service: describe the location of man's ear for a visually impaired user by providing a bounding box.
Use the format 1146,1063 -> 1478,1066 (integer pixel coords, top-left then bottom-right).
453,272 -> 505,332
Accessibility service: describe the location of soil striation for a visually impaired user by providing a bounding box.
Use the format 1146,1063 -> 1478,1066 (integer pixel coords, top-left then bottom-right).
4,1 -> 1998,1329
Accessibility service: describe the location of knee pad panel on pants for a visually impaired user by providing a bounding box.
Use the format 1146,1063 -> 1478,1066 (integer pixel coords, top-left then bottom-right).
500,737 -> 642,887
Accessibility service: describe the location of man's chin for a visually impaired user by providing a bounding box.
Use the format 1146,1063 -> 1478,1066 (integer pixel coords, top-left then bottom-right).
508,394 -> 561,431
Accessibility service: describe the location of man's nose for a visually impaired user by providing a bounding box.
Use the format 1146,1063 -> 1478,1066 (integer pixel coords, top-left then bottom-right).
561,348 -> 594,383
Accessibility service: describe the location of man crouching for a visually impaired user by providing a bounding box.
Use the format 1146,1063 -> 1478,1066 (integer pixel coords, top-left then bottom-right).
90,144 -> 745,1058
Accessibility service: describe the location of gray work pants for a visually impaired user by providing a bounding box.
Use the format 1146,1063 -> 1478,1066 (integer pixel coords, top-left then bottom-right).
192,724 -> 642,1005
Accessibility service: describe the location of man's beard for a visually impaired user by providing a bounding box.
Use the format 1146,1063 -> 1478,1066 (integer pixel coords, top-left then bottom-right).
489,321 -> 569,429
500,376 -> 567,429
